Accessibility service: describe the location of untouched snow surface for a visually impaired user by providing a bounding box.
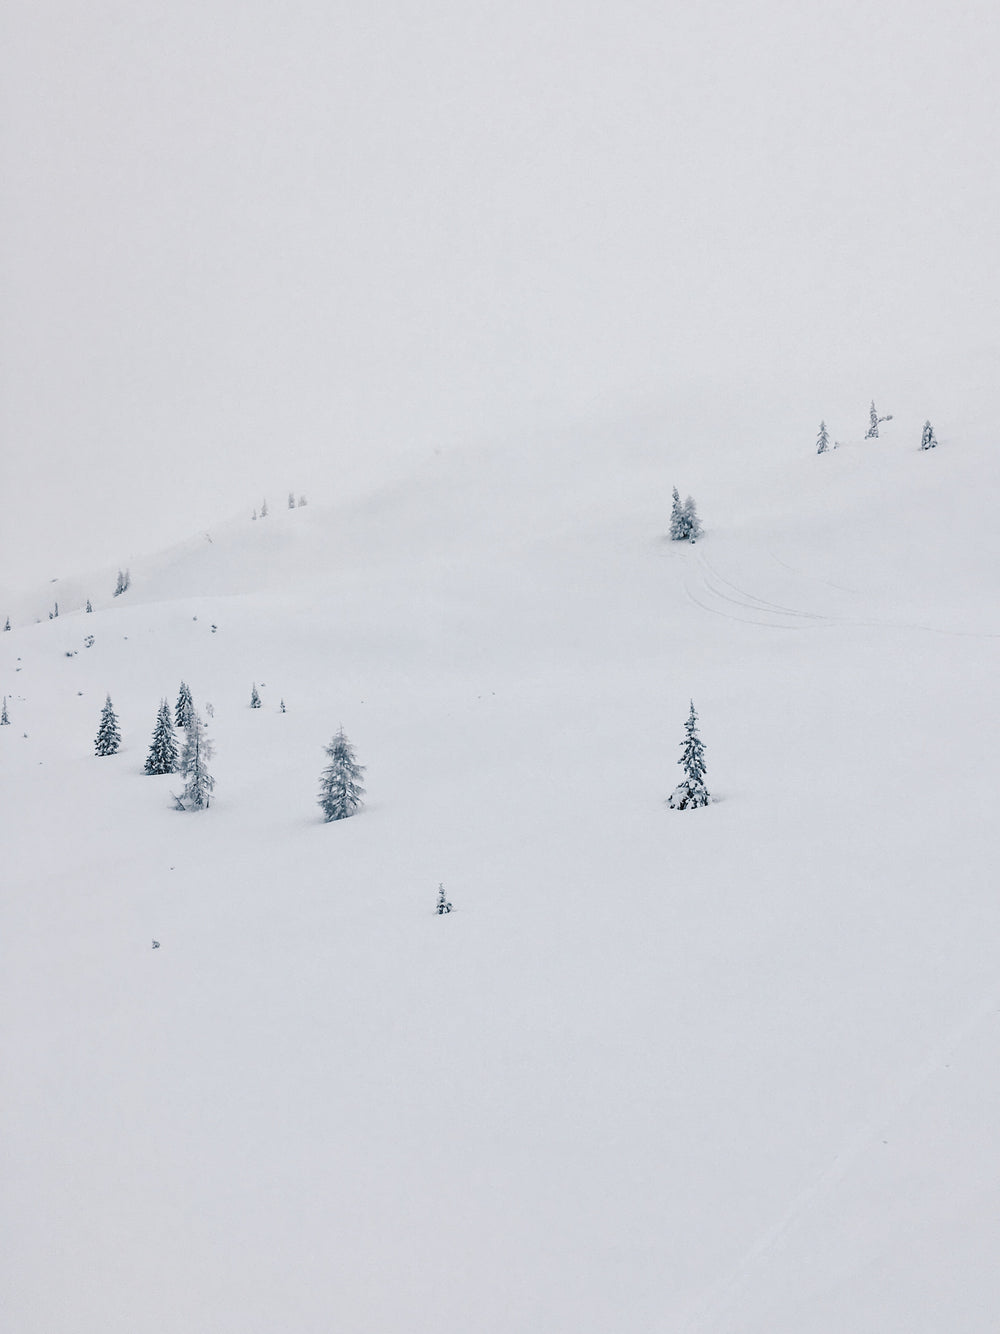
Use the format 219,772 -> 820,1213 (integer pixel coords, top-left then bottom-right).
2,425 -> 999,1332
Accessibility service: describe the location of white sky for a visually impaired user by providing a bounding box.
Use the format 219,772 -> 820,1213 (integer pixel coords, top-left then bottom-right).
2,0 -> 998,590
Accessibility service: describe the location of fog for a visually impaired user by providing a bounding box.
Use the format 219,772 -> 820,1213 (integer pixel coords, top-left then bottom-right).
2,0 -> 997,589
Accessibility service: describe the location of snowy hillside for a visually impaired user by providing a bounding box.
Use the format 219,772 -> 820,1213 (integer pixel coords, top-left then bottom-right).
3,423 -> 999,1333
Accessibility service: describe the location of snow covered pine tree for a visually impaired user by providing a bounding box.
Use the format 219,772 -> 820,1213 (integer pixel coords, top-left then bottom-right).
175,681 -> 195,729
145,699 -> 178,774
682,496 -> 702,542
318,728 -> 366,821
816,421 -> 830,454
95,695 -> 122,756
250,683 -> 261,708
436,883 -> 453,914
668,701 -> 710,809
1,697 -> 9,725
670,489 -> 702,542
175,712 -> 215,810
921,420 -> 938,450
669,488 -> 687,540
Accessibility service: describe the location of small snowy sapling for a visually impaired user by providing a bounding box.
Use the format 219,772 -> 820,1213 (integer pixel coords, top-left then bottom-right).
145,699 -> 178,775
1,697 -> 9,725
260,498 -> 268,518
85,600 -> 93,614
250,683 -> 261,709
436,883 -> 453,914
288,492 -> 295,509
816,421 -> 830,454
3,616 -> 9,631
682,496 -> 702,543
668,701 -> 710,810
95,694 -> 122,756
318,727 -> 366,822
921,420 -> 937,450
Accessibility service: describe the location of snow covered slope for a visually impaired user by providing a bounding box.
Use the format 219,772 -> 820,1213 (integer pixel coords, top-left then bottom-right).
2,423 -> 998,1333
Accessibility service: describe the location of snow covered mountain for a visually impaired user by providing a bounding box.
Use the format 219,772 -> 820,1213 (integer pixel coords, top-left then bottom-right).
2,419 -> 998,1333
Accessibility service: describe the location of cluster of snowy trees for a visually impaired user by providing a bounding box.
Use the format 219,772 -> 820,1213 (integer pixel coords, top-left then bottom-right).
253,493 -> 307,520
669,488 -> 702,543
92,680 -> 365,823
816,402 -> 940,454
95,682 -> 215,810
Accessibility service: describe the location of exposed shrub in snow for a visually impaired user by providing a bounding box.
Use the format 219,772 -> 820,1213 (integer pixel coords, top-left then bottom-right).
318,728 -> 366,822
668,701 -> 710,810
95,695 -> 121,756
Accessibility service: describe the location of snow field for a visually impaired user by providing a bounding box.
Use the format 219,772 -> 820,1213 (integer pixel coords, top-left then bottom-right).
2,424 -> 999,1332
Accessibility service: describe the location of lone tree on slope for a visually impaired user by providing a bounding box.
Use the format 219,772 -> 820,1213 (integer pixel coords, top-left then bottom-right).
175,681 -> 195,730
436,883 -> 453,914
318,727 -> 366,822
921,420 -> 938,450
113,569 -> 130,597
816,421 -> 830,454
95,695 -> 122,756
1,697 -> 9,725
250,683 -> 261,708
145,699 -> 178,775
176,711 -> 215,810
668,701 -> 710,810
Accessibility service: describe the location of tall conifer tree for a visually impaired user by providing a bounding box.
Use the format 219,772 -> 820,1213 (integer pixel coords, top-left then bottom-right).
95,695 -> 122,756
318,728 -> 366,821
145,700 -> 178,774
668,701 -> 710,809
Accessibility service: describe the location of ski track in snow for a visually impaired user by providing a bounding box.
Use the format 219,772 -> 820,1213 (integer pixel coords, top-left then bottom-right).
680,978 -> 1000,1334
683,548 -> 1000,640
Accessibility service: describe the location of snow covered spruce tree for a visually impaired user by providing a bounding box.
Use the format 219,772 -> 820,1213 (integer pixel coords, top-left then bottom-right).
669,488 -> 686,540
250,683 -> 261,708
865,400 -> 893,438
113,569 -> 130,597
436,883 -> 453,914
3,615 -> 9,631
175,711 -> 215,810
144,700 -> 178,775
175,680 -> 194,729
95,694 -> 122,756
816,421 -> 830,454
288,491 -> 295,509
921,420 -> 938,450
85,599 -> 93,614
318,727 -> 366,822
668,701 -> 710,810
670,488 -> 702,542
1,696 -> 9,725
